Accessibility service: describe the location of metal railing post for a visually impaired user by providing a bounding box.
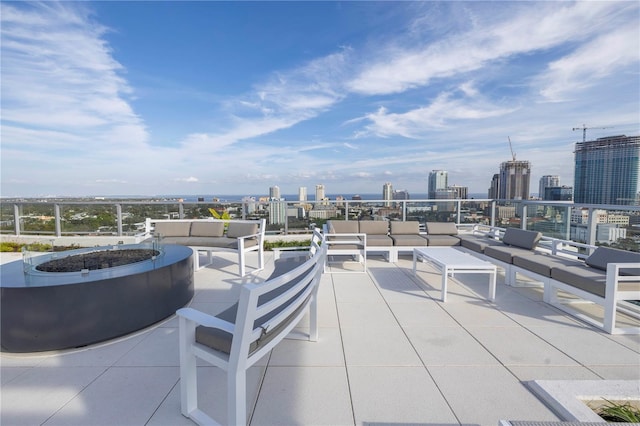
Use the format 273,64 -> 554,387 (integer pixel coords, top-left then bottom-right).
490,200 -> 496,227
456,200 -> 461,224
116,204 -> 123,236
179,203 -> 184,219
521,204 -> 528,230
54,204 -> 62,237
13,204 -> 20,236
587,207 -> 597,252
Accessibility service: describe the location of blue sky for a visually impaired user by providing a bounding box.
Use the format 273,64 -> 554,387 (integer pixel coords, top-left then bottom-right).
1,1 -> 639,198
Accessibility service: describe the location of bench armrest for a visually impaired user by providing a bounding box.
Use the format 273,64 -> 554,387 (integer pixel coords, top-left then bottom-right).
176,307 -> 235,334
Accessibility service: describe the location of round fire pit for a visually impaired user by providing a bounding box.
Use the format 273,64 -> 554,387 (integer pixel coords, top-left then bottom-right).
1,244 -> 194,353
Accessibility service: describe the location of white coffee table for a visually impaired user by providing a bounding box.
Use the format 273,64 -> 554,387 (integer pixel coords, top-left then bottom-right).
412,247 -> 497,302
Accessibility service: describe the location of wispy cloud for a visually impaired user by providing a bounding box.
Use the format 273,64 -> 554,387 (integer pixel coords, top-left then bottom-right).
1,2 -> 148,152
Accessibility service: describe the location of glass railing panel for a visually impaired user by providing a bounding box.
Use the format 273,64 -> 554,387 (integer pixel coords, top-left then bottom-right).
14,203 -> 56,235
570,205 -> 640,251
524,202 -> 571,240
59,203 -> 118,236
494,200 -> 523,229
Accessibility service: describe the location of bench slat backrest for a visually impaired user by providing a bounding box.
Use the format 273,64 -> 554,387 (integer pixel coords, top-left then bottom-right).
231,229 -> 325,366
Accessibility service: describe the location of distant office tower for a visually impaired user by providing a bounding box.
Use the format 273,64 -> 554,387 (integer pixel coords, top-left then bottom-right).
498,160 -> 531,200
574,135 -> 640,205
298,186 -> 307,202
539,175 -> 560,200
242,196 -> 256,214
545,186 -> 573,201
269,185 -> 281,199
315,184 -> 325,202
449,185 -> 468,199
488,174 -> 500,199
428,170 -> 448,199
382,182 -> 393,206
268,199 -> 286,225
393,189 -> 410,200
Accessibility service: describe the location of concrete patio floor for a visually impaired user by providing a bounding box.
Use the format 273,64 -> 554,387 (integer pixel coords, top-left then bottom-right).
1,250 -> 639,426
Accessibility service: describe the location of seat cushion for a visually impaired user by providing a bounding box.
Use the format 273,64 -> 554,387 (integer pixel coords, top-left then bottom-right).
391,234 -> 428,246
550,265 -> 607,297
328,220 -> 359,234
502,228 -> 542,250
457,234 -> 502,253
366,234 -> 394,246
483,245 -> 534,264
227,222 -> 259,238
425,222 -> 458,235
585,247 -> 640,275
190,221 -> 225,237
424,235 -> 460,246
390,221 -> 420,235
512,253 -> 583,277
358,220 -> 390,235
154,221 -> 191,237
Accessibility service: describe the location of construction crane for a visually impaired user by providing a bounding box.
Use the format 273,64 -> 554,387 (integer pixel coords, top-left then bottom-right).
572,124 -> 612,142
508,136 -> 516,161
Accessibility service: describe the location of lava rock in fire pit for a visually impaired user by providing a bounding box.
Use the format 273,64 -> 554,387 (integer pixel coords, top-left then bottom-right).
36,249 -> 159,273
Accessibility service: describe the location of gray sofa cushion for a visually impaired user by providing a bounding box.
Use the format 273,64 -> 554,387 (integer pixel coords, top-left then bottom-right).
328,220 -> 359,234
359,220 -> 390,235
227,222 -> 259,239
457,234 -> 502,253
502,228 -> 542,250
424,235 -> 461,246
391,234 -> 428,246
484,245 -> 535,264
550,266 -> 608,297
425,222 -> 458,235
154,221 -> 191,237
366,234 -> 394,246
390,221 -> 420,235
190,221 -> 225,237
512,253 -> 583,277
585,247 -> 640,275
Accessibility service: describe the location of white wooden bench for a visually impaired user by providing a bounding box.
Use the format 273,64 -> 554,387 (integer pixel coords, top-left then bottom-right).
177,228 -> 326,425
144,218 -> 266,277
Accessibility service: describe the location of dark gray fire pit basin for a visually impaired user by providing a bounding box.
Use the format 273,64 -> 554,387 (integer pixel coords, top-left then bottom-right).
1,244 -> 194,353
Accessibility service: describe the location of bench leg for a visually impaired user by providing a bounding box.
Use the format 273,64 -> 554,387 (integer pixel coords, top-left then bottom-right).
179,317 -> 198,418
238,251 -> 246,277
228,369 -> 247,426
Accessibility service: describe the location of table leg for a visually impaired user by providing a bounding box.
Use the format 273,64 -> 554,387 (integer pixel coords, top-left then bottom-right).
489,268 -> 497,301
441,266 -> 448,302
412,251 -> 418,275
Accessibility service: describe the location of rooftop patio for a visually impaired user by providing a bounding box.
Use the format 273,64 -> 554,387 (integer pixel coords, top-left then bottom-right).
1,249 -> 639,426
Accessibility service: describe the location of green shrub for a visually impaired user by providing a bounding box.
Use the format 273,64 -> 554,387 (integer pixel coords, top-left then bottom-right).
597,400 -> 640,422
264,239 -> 311,251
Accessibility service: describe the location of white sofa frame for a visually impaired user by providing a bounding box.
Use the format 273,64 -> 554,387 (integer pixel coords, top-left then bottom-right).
177,229 -> 326,425
144,218 -> 266,277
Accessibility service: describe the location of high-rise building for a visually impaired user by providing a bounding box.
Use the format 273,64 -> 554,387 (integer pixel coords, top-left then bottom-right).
393,189 -> 410,200
449,185 -> 468,199
315,184 -> 325,202
488,174 -> 499,199
498,160 -> 531,200
269,185 -> 280,199
298,186 -> 307,202
574,135 -> 640,205
428,170 -> 448,199
539,175 -> 560,200
382,182 -> 393,206
545,186 -> 573,201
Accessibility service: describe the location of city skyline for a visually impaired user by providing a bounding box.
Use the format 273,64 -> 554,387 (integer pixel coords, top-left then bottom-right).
1,1 -> 639,198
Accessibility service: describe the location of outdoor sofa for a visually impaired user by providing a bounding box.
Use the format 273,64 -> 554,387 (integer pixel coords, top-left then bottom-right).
144,218 -> 266,277
457,226 -> 640,334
